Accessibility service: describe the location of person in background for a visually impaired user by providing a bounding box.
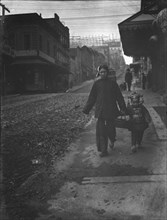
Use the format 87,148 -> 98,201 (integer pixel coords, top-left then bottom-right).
127,91 -> 151,153
125,68 -> 133,91
147,69 -> 152,89
141,72 -> 147,90
83,64 -> 127,157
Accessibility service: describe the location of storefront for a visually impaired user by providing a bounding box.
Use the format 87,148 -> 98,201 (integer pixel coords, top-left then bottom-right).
9,58 -> 71,93
118,2 -> 167,92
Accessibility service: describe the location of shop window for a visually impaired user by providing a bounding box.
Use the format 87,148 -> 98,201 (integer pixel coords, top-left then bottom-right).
34,72 -> 39,85
27,70 -> 34,84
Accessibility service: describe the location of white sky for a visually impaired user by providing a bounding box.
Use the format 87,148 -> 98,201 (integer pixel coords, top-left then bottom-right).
1,0 -> 141,64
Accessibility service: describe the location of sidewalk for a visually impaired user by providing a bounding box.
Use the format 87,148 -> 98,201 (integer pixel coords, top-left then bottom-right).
37,83 -> 167,220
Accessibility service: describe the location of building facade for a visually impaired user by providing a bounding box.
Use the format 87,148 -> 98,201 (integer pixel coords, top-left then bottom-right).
69,46 -> 106,87
69,47 -> 82,87
3,13 -> 70,94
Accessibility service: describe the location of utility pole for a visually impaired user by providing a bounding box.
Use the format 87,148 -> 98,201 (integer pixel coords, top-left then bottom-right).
0,2 -> 10,95
0,3 -> 10,219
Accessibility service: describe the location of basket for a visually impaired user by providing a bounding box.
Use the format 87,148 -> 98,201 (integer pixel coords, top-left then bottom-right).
115,115 -> 130,129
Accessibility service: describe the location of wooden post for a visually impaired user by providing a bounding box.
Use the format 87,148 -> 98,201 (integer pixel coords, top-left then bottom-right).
0,3 -> 10,95
0,4 -> 10,219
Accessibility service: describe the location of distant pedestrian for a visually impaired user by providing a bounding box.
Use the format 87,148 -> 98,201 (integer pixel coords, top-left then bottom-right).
127,92 -> 151,153
141,72 -> 147,90
125,68 -> 133,91
83,64 -> 127,157
147,69 -> 152,89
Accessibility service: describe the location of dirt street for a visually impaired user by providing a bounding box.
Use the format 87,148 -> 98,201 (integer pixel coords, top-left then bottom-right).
1,91 -> 93,220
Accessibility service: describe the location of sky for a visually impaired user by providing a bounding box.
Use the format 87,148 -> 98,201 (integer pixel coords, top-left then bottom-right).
1,0 -> 141,63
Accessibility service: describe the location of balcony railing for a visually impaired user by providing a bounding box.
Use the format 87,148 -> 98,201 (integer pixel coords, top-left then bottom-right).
15,50 -> 38,57
14,49 -> 69,67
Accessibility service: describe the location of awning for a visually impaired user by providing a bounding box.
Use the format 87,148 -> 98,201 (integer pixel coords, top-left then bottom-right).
11,58 -> 49,65
130,61 -> 142,65
118,9 -> 157,56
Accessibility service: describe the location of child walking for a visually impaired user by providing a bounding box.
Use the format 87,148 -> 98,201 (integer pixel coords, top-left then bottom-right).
127,92 -> 151,153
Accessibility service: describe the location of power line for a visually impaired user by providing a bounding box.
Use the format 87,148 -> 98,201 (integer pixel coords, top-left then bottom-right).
61,14 -> 133,20
3,0 -> 140,1
8,5 -> 140,10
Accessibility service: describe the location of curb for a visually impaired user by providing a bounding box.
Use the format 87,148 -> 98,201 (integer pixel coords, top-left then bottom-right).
147,107 -> 167,141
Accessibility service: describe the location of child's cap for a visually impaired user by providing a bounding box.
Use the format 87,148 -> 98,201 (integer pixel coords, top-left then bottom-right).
128,91 -> 144,105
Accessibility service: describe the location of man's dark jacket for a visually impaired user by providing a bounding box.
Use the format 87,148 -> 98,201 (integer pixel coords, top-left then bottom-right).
125,71 -> 132,83
83,78 -> 127,119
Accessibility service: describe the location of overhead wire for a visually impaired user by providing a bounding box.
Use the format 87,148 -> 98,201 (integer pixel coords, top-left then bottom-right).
3,0 -> 140,1
2,0 -> 140,37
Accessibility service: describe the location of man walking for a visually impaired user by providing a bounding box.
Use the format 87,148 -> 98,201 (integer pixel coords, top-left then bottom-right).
125,68 -> 133,91
141,72 -> 147,90
83,65 -> 127,157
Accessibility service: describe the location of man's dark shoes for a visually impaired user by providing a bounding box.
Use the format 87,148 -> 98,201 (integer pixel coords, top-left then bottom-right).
131,145 -> 137,153
109,142 -> 115,150
99,151 -> 109,157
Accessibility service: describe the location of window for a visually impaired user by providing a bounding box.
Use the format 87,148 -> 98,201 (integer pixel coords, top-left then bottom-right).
9,33 -> 15,49
39,35 -> 42,50
54,45 -> 56,57
47,40 -> 50,55
24,34 -> 31,50
34,72 -> 39,85
26,70 -> 34,84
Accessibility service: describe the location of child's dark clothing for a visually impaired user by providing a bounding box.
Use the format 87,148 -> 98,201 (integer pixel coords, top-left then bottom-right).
128,104 -> 150,131
127,93 -> 151,152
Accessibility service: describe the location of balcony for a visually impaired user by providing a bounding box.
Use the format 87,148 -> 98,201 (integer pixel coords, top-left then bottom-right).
15,50 -> 38,57
14,50 -> 69,71
15,50 -> 55,63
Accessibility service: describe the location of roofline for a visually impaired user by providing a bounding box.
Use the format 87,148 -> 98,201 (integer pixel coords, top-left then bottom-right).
118,2 -> 157,26
118,11 -> 143,26
4,13 -> 64,41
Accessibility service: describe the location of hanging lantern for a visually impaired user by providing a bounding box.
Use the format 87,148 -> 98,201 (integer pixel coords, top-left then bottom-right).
149,35 -> 158,42
156,8 -> 167,35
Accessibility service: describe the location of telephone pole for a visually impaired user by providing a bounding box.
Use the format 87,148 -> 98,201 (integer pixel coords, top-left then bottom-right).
0,3 -> 10,219
0,2 -> 10,95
